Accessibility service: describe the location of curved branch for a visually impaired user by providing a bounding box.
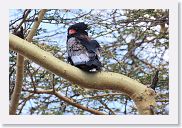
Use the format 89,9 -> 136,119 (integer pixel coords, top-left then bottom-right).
9,34 -> 156,115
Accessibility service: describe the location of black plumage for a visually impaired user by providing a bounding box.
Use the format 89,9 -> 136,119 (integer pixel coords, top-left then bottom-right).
14,26 -> 24,39
150,70 -> 159,90
66,22 -> 102,71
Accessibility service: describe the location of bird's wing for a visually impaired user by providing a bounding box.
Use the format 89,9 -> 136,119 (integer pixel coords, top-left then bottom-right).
88,40 -> 101,58
74,37 -> 101,59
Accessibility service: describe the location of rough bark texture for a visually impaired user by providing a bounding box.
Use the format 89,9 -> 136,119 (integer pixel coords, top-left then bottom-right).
9,34 -> 156,115
9,9 -> 47,115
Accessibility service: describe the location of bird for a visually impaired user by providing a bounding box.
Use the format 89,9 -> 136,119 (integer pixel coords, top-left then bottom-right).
13,26 -> 24,39
147,70 -> 159,91
66,22 -> 102,71
150,70 -> 159,91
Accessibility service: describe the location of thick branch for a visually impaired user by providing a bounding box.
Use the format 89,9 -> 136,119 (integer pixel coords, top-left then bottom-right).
9,9 -> 47,115
9,34 -> 156,115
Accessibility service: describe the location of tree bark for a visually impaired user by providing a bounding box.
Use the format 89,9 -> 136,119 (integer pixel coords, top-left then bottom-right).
9,34 -> 156,115
9,9 -> 47,115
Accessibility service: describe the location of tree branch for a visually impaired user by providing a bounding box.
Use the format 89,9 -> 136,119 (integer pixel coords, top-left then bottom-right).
13,9 -> 31,33
23,89 -> 105,115
9,9 -> 47,115
9,34 -> 156,115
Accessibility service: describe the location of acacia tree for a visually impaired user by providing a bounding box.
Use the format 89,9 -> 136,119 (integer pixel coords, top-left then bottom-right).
9,9 -> 169,115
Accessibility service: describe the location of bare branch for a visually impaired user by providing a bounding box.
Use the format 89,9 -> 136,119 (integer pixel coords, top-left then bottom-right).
9,9 -> 47,115
23,89 -> 106,115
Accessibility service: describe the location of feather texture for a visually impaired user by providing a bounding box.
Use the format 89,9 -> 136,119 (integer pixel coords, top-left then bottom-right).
66,22 -> 102,71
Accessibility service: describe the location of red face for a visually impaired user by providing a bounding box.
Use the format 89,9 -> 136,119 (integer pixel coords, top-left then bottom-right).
69,29 -> 77,35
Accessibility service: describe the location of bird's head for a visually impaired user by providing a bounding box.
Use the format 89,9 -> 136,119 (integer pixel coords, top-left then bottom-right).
68,29 -> 77,35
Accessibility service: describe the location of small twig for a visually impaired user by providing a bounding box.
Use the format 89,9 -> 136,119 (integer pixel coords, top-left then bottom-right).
22,89 -> 106,115
13,9 -> 31,33
18,94 -> 34,115
99,100 -> 116,115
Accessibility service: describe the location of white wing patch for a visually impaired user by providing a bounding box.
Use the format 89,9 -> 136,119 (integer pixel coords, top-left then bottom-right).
67,37 -> 90,65
71,54 -> 90,64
